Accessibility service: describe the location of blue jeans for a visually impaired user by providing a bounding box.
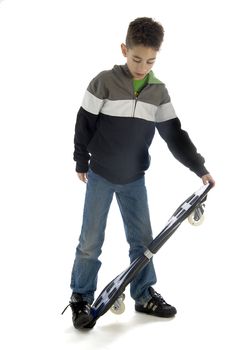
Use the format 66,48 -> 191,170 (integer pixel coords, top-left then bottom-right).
70,169 -> 157,304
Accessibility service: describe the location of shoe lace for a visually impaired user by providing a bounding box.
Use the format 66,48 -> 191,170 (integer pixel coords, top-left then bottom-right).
61,300 -> 90,315
145,291 -> 167,311
61,304 -> 70,315
152,291 -> 166,304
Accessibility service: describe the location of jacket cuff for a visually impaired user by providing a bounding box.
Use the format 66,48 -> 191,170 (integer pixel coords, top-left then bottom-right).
193,165 -> 209,178
75,162 -> 89,173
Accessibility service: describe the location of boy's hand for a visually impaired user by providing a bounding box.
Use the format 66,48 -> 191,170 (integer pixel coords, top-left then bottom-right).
201,174 -> 215,187
77,172 -> 88,183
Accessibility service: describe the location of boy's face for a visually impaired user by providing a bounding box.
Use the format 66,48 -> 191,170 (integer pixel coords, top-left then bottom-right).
121,43 -> 157,80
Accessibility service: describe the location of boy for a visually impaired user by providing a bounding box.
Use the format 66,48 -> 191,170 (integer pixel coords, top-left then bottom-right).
64,17 -> 215,329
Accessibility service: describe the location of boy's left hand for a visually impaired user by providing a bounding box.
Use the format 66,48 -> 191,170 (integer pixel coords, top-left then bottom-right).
201,174 -> 215,187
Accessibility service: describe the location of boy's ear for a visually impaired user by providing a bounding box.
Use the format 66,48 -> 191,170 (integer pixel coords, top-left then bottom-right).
121,43 -> 128,57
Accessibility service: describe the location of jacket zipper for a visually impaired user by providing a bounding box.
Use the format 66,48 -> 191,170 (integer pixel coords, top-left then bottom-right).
132,92 -> 138,118
132,84 -> 149,117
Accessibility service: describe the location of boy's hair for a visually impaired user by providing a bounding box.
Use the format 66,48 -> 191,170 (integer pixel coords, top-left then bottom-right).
126,17 -> 164,51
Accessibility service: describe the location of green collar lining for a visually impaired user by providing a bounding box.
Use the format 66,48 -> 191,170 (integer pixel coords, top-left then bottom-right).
148,70 -> 163,85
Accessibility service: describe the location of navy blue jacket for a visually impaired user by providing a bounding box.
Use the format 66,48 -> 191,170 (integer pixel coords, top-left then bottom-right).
74,64 -> 208,184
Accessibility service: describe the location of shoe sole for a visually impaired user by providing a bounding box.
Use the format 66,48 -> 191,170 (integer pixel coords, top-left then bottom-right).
135,306 -> 177,318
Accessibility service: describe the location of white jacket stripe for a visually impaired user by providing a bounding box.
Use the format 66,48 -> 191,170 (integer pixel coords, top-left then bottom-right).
155,102 -> 177,123
82,90 -> 104,115
82,92 -> 177,123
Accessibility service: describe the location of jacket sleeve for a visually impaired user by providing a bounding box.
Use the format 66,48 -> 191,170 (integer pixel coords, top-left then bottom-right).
73,74 -> 105,172
155,87 -> 208,177
155,117 -> 208,177
73,107 -> 99,172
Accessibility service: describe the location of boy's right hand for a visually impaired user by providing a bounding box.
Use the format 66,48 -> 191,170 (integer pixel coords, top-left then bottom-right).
77,172 -> 88,183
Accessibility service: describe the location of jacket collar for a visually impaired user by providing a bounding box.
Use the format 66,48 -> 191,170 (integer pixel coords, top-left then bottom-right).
119,64 -> 163,84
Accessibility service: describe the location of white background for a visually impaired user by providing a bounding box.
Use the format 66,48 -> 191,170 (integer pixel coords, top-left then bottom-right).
0,0 -> 232,349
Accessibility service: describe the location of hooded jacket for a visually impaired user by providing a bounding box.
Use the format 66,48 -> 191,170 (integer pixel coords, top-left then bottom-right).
74,64 -> 208,184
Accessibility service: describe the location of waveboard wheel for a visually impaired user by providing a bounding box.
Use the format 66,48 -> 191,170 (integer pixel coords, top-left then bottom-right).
110,294 -> 125,314
188,205 -> 205,226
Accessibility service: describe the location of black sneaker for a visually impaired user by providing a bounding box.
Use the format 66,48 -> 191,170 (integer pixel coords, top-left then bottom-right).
135,287 -> 177,318
61,293 -> 95,329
